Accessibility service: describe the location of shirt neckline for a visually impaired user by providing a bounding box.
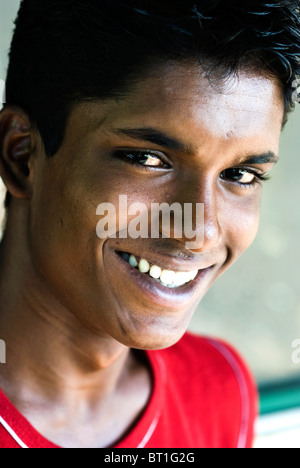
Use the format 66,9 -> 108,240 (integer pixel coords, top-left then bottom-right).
0,349 -> 165,449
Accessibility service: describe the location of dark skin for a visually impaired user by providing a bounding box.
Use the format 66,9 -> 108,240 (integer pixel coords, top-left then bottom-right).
0,61 -> 284,448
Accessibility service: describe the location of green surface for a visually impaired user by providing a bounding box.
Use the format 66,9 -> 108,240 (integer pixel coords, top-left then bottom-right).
259,380 -> 300,415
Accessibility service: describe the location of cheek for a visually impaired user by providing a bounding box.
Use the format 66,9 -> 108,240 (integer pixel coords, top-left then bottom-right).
28,160 -> 104,299
29,155 -> 142,306
221,194 -> 261,260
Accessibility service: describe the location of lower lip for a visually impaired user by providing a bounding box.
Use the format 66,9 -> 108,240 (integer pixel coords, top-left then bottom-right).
111,250 -> 213,309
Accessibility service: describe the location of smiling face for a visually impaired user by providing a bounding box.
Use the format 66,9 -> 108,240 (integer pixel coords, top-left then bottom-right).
28,61 -> 284,350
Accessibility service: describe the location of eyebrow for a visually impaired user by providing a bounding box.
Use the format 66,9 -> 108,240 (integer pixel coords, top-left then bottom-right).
113,127 -> 191,153
237,152 -> 279,166
113,127 -> 278,165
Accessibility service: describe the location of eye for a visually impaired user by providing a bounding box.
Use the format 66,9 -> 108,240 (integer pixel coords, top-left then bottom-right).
113,150 -> 171,169
220,168 -> 268,186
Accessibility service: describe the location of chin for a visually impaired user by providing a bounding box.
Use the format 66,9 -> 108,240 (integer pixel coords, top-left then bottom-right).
114,313 -> 192,351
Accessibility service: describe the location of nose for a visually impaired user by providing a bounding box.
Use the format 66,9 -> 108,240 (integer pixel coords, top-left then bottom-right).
162,175 -> 222,254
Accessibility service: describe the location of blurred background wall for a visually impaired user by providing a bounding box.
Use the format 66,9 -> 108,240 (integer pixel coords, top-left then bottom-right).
1,0 -> 300,385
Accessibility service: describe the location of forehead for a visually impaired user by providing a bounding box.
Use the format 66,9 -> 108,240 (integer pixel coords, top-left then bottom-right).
68,61 -> 284,152
112,62 -> 284,138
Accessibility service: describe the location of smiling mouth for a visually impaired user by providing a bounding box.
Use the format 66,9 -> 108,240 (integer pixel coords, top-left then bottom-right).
117,251 -> 200,289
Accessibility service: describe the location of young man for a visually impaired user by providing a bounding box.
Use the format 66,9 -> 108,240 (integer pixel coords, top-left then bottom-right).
0,0 -> 299,449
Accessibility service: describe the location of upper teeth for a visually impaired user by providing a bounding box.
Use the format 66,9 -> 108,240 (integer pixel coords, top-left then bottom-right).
125,254 -> 198,288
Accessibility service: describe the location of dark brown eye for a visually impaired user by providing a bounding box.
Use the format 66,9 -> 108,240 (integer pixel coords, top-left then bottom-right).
114,150 -> 170,169
220,168 -> 256,185
131,152 -> 165,167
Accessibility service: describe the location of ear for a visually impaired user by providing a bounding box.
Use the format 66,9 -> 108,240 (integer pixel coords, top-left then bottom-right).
0,106 -> 35,201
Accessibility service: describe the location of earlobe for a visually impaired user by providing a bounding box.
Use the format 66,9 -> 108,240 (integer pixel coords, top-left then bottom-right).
0,106 -> 34,201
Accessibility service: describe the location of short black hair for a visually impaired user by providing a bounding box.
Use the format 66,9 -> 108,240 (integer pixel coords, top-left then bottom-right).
3,0 -> 300,207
